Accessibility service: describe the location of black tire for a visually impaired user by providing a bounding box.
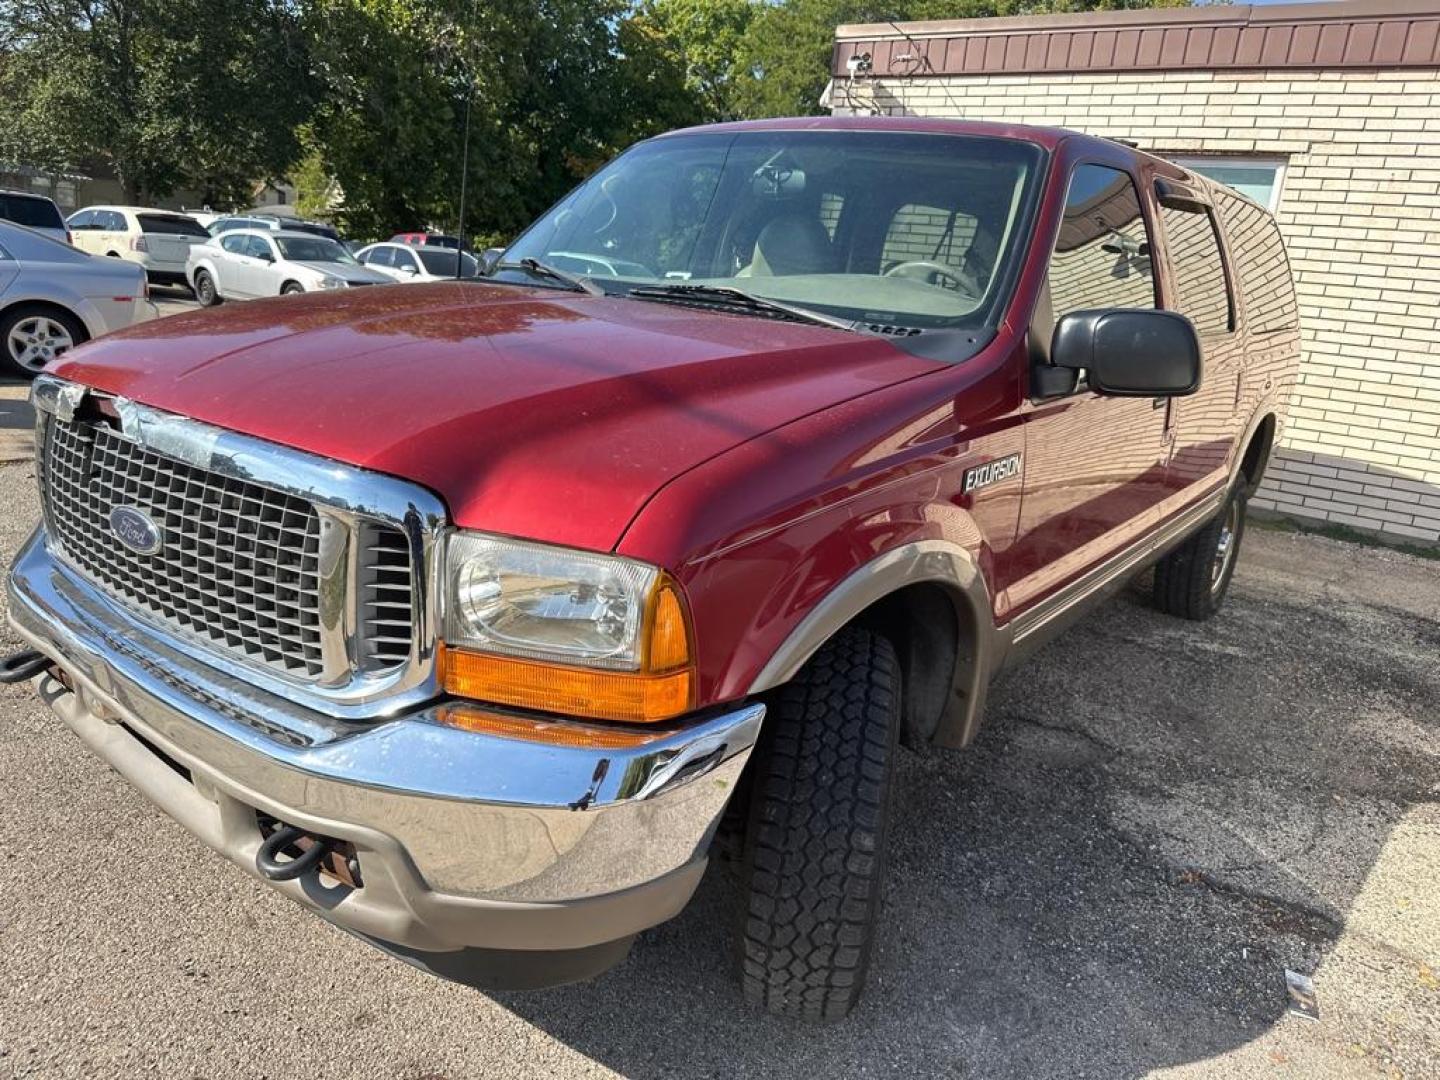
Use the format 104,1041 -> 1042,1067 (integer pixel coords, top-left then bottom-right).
1,304 -> 87,379
1154,487 -> 1247,620
736,625 -> 901,1023
193,270 -> 221,307
281,282 -> 304,295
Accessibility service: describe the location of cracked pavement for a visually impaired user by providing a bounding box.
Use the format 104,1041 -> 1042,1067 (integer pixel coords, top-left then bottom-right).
0,456 -> 1436,1079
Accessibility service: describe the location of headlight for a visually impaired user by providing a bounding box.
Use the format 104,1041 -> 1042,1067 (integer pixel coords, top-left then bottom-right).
440,532 -> 694,723
317,275 -> 348,290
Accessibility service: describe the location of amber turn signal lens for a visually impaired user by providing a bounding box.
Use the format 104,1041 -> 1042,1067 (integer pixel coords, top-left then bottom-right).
434,705 -> 670,748
442,649 -> 694,724
646,582 -> 691,672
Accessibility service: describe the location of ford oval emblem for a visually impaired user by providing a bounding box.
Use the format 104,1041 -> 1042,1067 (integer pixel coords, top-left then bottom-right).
109,505 -> 163,556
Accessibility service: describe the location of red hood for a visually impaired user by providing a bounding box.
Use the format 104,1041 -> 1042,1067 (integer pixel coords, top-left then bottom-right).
55,282 -> 939,551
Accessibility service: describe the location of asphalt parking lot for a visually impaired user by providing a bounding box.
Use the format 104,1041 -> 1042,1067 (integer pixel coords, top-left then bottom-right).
0,455 -> 1436,1078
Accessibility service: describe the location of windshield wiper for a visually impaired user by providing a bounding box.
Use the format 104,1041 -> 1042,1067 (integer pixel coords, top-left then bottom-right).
497,258 -> 605,296
627,284 -> 863,333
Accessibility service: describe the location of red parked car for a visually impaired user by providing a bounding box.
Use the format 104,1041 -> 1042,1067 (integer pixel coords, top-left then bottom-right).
3,118 -> 1297,1022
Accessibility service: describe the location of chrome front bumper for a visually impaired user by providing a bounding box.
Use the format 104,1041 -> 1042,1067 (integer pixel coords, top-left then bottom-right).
6,527 -> 763,956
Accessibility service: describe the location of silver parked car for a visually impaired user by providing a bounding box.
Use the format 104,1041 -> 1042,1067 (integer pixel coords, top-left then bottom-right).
186,229 -> 389,304
0,220 -> 152,378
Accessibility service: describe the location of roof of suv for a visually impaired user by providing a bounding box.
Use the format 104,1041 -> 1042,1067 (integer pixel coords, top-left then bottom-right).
656,115 -> 1259,207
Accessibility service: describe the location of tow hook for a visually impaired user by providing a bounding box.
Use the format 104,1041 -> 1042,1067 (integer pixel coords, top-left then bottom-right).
0,649 -> 51,684
255,825 -> 334,882
255,822 -> 364,887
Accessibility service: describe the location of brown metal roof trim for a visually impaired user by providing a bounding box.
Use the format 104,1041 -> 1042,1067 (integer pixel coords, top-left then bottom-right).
833,0 -> 1440,77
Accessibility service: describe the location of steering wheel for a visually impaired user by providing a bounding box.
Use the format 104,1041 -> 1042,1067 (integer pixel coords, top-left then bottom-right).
884,260 -> 976,295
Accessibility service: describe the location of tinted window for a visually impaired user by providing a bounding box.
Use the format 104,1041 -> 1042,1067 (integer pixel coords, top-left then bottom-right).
1159,200 -> 1233,337
138,213 -> 209,237
0,193 -> 65,230
99,211 -> 125,230
1048,165 -> 1155,317
245,235 -> 274,260
68,210 -> 95,230
220,234 -> 248,254
1215,190 -> 1297,336
881,204 -> 978,273
364,246 -> 394,267
417,248 -> 478,277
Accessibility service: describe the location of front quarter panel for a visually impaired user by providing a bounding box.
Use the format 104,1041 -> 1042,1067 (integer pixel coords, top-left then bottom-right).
618,336 -> 1029,741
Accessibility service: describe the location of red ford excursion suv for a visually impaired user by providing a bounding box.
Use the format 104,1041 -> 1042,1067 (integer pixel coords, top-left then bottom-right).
3,118 -> 1298,1022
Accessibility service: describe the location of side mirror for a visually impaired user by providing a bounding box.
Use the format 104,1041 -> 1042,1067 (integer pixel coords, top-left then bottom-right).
479,247 -> 504,275
1050,309 -> 1201,397
398,262 -> 418,275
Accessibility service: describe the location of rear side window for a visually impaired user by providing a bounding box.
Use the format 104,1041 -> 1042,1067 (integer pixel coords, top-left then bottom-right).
220,234 -> 247,254
881,203 -> 978,270
0,193 -> 65,230
1215,190 -> 1297,335
139,213 -> 209,237
1048,164 -> 1156,316
1158,200 -> 1233,337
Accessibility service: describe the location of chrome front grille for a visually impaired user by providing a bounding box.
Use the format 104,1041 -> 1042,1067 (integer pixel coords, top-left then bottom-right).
38,409 -> 422,690
357,523 -> 414,672
43,417 -> 329,678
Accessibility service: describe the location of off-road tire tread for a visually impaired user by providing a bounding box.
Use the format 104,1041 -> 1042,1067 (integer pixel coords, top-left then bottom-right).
737,625 -> 900,1023
1154,490 -> 1246,620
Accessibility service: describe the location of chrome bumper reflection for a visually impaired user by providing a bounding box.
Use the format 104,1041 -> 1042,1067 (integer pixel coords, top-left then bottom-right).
6,527 -> 763,952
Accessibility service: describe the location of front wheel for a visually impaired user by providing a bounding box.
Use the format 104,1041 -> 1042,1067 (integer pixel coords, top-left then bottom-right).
736,625 -> 900,1023
1153,487 -> 1247,620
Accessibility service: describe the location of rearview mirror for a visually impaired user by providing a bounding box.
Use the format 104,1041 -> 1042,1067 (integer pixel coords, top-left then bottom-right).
1050,309 -> 1201,397
479,247 -> 504,275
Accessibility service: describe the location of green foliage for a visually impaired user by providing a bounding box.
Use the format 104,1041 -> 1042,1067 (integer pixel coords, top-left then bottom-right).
303,0 -> 701,244
0,0 -> 317,204
639,0 -> 755,120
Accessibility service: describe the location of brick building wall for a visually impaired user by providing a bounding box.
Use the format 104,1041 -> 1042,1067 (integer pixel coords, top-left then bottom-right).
832,63 -> 1440,543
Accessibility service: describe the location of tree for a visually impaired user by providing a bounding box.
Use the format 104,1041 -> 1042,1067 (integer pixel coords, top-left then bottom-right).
638,0 -> 755,120
303,0 -> 701,245
0,1 -> 317,205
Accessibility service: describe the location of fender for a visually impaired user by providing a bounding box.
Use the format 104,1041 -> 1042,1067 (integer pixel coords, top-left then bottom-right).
747,539 -> 1004,750
1,290 -> 108,343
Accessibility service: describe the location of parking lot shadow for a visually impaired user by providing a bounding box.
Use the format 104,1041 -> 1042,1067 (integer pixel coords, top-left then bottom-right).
495,533 -> 1440,1078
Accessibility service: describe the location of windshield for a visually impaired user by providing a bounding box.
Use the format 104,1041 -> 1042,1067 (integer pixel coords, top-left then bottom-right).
275,236 -> 356,264
418,248 -> 478,276
501,130 -> 1044,331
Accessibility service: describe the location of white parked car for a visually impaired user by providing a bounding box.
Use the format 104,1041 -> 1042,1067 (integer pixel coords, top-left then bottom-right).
0,191 -> 70,247
0,220 -> 152,378
186,228 -> 390,304
355,242 -> 478,282
66,206 -> 211,289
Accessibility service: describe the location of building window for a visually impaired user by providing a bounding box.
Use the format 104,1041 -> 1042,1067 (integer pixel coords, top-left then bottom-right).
1172,157 -> 1285,211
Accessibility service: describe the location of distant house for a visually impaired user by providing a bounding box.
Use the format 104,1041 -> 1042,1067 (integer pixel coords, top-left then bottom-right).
829,0 -> 1440,545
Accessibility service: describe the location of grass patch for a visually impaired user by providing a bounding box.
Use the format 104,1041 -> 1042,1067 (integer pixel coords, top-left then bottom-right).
1250,511 -> 1440,562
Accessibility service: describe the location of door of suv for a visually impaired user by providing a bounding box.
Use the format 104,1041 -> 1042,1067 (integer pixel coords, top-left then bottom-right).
1007,163 -> 1176,619
1151,182 -> 1245,500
